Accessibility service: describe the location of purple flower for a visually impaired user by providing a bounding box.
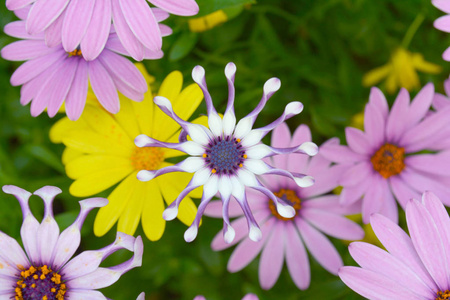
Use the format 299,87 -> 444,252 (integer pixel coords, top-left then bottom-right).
432,76 -> 450,149
134,63 -> 319,243
0,185 -> 143,299
6,0 -> 196,61
194,294 -> 258,300
1,15 -> 165,120
433,0 -> 450,61
204,123 -> 364,290
320,84 -> 450,224
340,191 -> 450,300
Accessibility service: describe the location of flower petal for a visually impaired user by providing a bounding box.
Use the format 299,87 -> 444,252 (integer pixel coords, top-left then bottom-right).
258,221 -> 285,290
26,0 -> 69,34
88,59 -> 120,114
148,0 -> 199,16
61,0 -> 96,52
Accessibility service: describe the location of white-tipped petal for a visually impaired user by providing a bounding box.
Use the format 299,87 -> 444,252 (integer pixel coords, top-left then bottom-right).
136,170 -> 155,181
294,175 -> 315,188
162,206 -> 178,221
136,292 -> 145,300
179,157 -> 206,173
192,65 -> 205,83
264,77 -> 281,95
153,96 -> 173,110
225,62 -> 236,79
234,117 -> 253,139
285,101 -> 303,115
222,110 -> 236,137
187,124 -> 211,145
241,130 -> 264,147
224,225 -> 236,244
277,203 -> 296,218
237,169 -> 259,187
134,134 -> 153,147
184,225 -> 198,243
245,144 -> 272,159
191,167 -> 212,186
249,224 -> 262,242
300,142 -> 319,156
208,113 -> 223,137
203,175 -> 219,199
180,141 -> 205,156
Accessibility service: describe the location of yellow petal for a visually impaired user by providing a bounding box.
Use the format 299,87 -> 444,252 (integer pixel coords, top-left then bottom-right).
391,48 -> 419,92
131,92 -> 155,137
173,83 -> 203,122
65,154 -> 132,179
135,63 -> 156,86
49,117 -> 88,143
117,179 -> 147,236
69,166 -> 133,197
61,147 -> 84,165
385,71 -> 398,94
189,10 -> 228,32
362,64 -> 391,87
94,172 -> 138,236
157,71 -> 183,100
412,53 -> 443,74
114,95 -> 142,140
62,130 -> 133,157
141,179 -> 166,241
177,196 -> 198,226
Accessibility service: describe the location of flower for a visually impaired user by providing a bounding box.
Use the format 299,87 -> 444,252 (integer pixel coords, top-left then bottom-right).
320,84 -> 450,224
5,0 -> 197,61
362,47 -> 441,94
194,294 -> 258,300
0,185 -> 143,299
49,65 -> 204,241
340,191 -> 450,300
188,10 -> 228,32
1,15 -> 168,121
205,123 -> 363,290
433,0 -> 450,61
134,63 -> 319,243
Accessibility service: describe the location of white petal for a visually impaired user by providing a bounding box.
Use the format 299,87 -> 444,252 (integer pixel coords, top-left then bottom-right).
218,175 -> 233,199
225,62 -> 236,79
249,224 -> 262,242
222,110 -> 236,137
134,134 -> 152,147
243,159 -> 270,175
300,142 -> 318,156
245,144 -> 272,159
285,101 -> 303,115
192,65 -> 205,83
180,141 -> 205,156
230,175 -> 245,200
187,124 -> 211,145
184,226 -> 198,242
241,130 -> 264,147
208,113 -> 223,137
179,157 -> 206,173
236,168 -> 259,187
191,167 -> 212,186
264,77 -> 281,95
203,175 -> 219,199
136,170 -> 154,181
233,117 -> 253,139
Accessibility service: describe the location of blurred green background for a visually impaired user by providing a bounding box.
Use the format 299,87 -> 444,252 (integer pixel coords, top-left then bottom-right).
0,0 -> 449,299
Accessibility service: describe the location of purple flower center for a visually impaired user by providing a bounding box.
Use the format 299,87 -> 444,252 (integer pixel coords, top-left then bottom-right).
437,290 -> 450,300
15,265 -> 66,300
269,189 -> 301,221
203,137 -> 246,175
370,143 -> 405,179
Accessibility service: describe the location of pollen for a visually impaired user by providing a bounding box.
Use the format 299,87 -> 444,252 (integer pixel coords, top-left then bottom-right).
269,189 -> 301,221
370,143 -> 405,179
203,153 -> 207,158
67,49 -> 82,57
15,265 -> 66,300
131,146 -> 164,171
436,290 -> 450,300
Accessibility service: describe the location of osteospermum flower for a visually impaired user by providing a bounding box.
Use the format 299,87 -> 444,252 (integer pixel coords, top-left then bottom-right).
362,47 -> 441,94
432,76 -> 450,149
205,123 -> 363,290
6,0 -> 197,61
340,191 -> 450,300
321,84 -> 450,224
433,0 -> 450,61
49,65 -> 204,241
194,294 -> 258,300
135,63 -> 318,243
1,14 -> 169,120
0,185 -> 143,299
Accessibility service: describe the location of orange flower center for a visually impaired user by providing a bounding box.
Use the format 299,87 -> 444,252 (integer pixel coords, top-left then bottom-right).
67,49 -> 82,57
268,188 -> 301,221
370,143 -> 405,179
15,265 -> 66,300
437,290 -> 450,300
131,147 -> 164,170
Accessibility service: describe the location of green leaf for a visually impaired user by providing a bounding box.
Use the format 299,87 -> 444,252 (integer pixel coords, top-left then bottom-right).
25,144 -> 64,173
169,32 -> 199,61
195,0 -> 255,17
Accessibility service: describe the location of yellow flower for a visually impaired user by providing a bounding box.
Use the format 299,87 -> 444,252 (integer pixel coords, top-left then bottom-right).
362,47 -> 442,94
50,64 -> 204,241
188,10 -> 228,32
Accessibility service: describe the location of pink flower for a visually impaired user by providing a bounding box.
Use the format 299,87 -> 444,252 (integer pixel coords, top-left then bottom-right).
0,185 -> 143,299
433,0 -> 450,61
6,0 -> 196,61
432,76 -> 450,149
320,84 -> 450,224
1,16 -> 164,120
205,123 -> 364,290
194,294 -> 258,300
340,191 -> 450,300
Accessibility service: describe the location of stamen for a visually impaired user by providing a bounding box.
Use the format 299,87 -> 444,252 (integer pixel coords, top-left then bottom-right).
370,143 -> 405,179
15,265 -> 66,300
131,147 -> 165,170
67,49 -> 82,57
268,189 -> 301,221
436,290 -> 450,300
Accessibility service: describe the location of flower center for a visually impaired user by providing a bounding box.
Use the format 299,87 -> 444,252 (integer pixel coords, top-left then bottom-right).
269,189 -> 301,221
67,49 -> 82,57
15,265 -> 66,300
203,137 -> 246,175
370,143 -> 405,179
131,147 -> 164,170
436,290 -> 450,300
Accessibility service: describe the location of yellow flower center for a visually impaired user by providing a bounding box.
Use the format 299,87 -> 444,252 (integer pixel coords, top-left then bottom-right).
268,188 -> 301,221
15,265 -> 66,300
370,143 -> 405,179
68,49 -> 82,57
131,147 -> 164,170
437,290 -> 450,300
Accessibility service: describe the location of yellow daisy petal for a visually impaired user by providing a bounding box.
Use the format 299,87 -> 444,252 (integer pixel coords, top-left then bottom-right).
114,95 -> 142,140
177,196 -> 198,226
172,83 -> 203,122
69,166 -> 133,197
65,155 -> 132,179
94,172 -> 138,236
131,92 -> 155,137
61,147 -> 84,165
49,117 -> 88,143
117,179 -> 146,235
189,10 -> 228,32
141,179 -> 166,241
362,64 -> 391,87
135,63 -> 155,86
157,71 -> 183,100
385,71 -> 398,95
412,53 -> 442,74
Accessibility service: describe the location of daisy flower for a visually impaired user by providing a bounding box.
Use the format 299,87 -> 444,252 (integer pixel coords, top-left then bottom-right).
134,63 -> 318,243
6,0 -> 197,61
205,123 -> 363,290
1,15 -> 168,121
340,191 -> 450,300
433,0 -> 450,61
320,84 -> 450,224
49,65 -> 204,241
431,76 -> 450,150
194,294 -> 258,300
1,185 -> 143,299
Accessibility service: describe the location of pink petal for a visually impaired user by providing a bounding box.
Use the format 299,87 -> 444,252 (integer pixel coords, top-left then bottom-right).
406,83 -> 434,127
303,194 -> 360,215
271,122 -> 291,170
14,5 -> 31,20
61,0 -> 96,52
88,59 -> 120,114
296,218 -> 342,275
65,59 -> 89,121
1,40 -> 56,61
159,24 -> 172,37
319,142 -> 366,164
443,46 -> 450,61
258,221 -> 285,289
338,161 -> 373,187
364,102 -> 385,149
65,289 -> 107,300
45,10 -> 65,47
339,179 -> 370,206
20,66 -> 56,106
301,164 -> 348,199
151,8 -> 169,22
345,127 -> 373,155
389,175 -> 421,209
119,0 -> 162,51
361,174 -> 385,224
26,0 -> 69,34
4,20 -> 43,40
369,87 -> 389,121
400,168 -> 450,203
378,185 -> 398,224
386,88 -> 410,144
205,199 -> 244,219
433,0 -> 450,13
433,93 -> 450,110
287,124 -> 312,173
6,0 -> 34,10
406,151 -> 450,176
148,0 -> 199,16
435,15 -> 450,32
284,222 -> 310,290
80,0 -> 112,61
